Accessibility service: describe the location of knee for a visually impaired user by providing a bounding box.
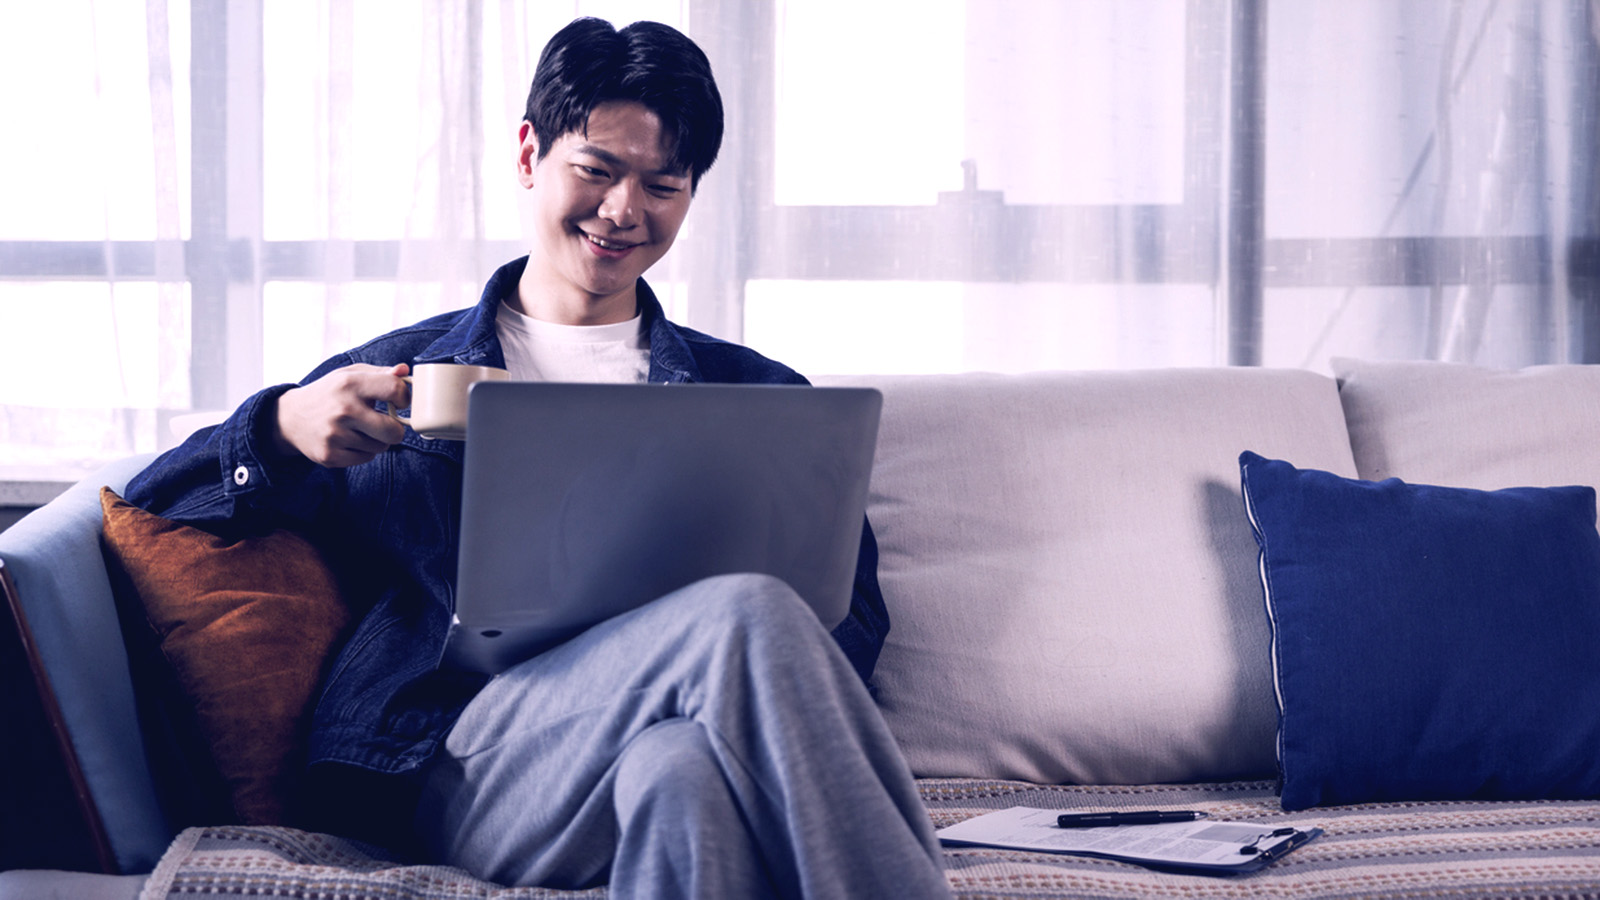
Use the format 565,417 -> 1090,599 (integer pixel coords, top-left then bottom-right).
681,572 -> 813,632
648,573 -> 834,674
614,719 -> 727,818
683,572 -> 831,651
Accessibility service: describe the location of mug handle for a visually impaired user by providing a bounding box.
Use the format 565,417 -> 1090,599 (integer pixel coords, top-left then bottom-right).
386,375 -> 415,427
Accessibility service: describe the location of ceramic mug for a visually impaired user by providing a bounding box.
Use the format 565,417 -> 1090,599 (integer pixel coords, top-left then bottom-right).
389,363 -> 509,440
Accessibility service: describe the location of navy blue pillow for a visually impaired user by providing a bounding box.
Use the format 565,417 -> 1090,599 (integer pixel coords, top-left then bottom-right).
1238,451 -> 1600,811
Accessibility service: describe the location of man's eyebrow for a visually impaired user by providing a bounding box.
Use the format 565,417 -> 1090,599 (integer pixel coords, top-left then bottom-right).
571,143 -> 689,178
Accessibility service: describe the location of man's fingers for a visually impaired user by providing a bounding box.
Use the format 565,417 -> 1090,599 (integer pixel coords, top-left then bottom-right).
347,404 -> 408,446
362,364 -> 412,408
328,364 -> 410,410
274,363 -> 413,467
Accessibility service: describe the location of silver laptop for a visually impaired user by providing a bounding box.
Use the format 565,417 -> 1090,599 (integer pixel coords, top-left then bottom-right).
444,381 -> 883,674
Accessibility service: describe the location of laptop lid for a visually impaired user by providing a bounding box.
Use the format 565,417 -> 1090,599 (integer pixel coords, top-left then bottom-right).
445,381 -> 882,674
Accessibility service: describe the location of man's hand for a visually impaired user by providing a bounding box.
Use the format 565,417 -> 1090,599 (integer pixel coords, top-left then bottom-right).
272,363 -> 411,467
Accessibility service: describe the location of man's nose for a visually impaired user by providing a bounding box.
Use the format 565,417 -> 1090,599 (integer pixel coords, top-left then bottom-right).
598,180 -> 642,228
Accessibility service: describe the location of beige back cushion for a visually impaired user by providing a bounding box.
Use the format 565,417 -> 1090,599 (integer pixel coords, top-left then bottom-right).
816,369 -> 1355,785
1334,358 -> 1600,490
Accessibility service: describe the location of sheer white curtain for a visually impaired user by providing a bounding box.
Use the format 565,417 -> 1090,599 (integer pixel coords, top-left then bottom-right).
744,0 -> 1600,374
1,0 -> 1596,481
1259,0 -> 1600,369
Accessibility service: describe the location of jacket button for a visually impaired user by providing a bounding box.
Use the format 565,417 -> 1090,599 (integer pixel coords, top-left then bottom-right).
232,465 -> 250,486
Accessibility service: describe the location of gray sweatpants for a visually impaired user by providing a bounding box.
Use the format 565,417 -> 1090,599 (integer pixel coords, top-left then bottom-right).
415,573 -> 952,900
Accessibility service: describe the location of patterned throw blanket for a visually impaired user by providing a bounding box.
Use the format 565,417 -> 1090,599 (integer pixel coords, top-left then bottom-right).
139,779 -> 1600,899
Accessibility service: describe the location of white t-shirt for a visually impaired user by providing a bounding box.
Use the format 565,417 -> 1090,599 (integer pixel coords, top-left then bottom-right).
496,301 -> 650,384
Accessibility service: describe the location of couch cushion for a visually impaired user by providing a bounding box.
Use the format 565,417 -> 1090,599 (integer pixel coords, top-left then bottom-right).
816,369 -> 1356,785
1334,358 -> 1600,489
99,489 -> 350,826
1239,451 -> 1600,809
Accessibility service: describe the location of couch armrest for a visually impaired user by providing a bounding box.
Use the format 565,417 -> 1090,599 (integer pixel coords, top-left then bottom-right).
0,455 -> 169,874
1,558 -> 114,872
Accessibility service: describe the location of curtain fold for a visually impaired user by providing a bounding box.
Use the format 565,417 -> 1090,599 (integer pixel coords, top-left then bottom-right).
1260,0 -> 1596,371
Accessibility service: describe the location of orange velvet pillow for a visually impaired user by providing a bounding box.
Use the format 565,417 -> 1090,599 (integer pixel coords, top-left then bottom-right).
99,488 -> 350,825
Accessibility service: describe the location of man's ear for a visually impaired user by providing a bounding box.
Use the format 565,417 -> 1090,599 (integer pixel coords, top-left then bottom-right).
517,121 -> 539,188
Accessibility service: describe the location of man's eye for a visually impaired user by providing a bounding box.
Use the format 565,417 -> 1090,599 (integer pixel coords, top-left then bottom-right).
649,184 -> 682,196
576,165 -> 608,179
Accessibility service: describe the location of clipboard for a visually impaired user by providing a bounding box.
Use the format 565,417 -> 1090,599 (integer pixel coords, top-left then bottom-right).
936,807 -> 1321,876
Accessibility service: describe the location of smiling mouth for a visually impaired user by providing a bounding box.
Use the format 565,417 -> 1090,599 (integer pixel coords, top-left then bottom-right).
585,233 -> 639,252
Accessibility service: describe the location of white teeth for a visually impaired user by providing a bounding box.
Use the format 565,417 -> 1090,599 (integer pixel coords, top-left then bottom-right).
588,235 -> 629,250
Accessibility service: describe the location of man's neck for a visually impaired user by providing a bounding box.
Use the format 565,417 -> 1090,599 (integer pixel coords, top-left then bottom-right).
513,266 -> 637,326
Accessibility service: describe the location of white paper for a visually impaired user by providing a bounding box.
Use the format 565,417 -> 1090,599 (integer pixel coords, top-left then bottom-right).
936,807 -> 1285,868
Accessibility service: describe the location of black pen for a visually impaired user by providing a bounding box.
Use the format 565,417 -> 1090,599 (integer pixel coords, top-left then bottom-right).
1056,810 -> 1207,829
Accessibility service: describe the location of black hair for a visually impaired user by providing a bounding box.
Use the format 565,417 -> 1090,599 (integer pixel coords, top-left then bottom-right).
525,17 -> 724,191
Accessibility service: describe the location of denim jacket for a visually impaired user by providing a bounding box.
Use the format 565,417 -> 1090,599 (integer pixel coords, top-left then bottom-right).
125,257 -> 889,785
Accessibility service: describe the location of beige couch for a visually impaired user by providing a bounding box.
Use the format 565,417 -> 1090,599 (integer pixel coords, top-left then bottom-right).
6,358 -> 1600,898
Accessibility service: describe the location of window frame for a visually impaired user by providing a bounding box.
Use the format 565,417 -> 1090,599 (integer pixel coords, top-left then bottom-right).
2,0 -> 1593,495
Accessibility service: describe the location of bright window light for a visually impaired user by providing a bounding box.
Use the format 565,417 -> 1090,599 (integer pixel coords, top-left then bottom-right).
0,1 -> 191,239
0,283 -> 185,409
745,281 -> 967,375
774,0 -> 966,205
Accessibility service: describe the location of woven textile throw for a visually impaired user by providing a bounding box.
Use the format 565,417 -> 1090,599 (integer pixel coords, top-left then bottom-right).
140,780 -> 1600,899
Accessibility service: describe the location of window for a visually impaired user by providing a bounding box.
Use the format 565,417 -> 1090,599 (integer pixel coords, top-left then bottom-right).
4,0 -> 1597,485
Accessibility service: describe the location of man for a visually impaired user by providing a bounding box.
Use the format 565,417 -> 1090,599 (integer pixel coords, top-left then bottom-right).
125,17 -> 951,900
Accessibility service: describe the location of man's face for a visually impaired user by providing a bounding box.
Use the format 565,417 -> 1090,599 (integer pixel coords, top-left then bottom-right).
515,101 -> 694,325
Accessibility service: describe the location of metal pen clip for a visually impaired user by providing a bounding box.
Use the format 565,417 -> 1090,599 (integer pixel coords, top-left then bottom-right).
1238,826 -> 1299,856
